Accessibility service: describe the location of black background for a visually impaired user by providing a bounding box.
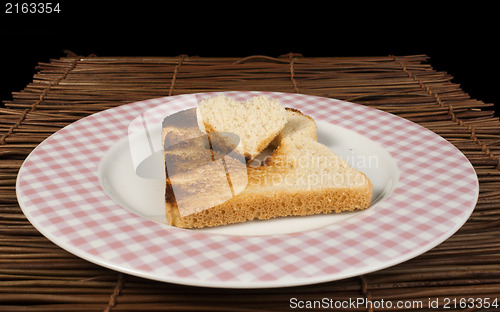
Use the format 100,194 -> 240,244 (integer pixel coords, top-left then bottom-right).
1,2 -> 498,115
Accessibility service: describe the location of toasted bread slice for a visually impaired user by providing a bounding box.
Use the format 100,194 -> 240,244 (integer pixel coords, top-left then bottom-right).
163,103 -> 372,228
197,94 -> 287,161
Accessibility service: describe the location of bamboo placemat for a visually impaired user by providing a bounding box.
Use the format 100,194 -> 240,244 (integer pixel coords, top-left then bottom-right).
1,53 -> 500,312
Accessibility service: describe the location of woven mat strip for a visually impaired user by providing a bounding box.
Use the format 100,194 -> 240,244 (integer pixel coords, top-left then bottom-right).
1,54 -> 500,312
392,55 -> 500,170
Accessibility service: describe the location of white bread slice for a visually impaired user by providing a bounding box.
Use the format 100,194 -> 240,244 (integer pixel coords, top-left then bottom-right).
197,94 -> 287,161
168,138 -> 372,228
163,104 -> 372,229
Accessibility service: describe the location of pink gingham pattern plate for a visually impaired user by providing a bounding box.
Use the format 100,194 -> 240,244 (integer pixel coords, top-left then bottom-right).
17,91 -> 478,288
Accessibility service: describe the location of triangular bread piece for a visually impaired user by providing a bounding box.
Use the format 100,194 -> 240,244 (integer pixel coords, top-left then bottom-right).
163,104 -> 372,228
197,94 -> 287,161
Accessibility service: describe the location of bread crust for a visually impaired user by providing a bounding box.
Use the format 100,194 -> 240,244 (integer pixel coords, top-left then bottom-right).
167,183 -> 372,228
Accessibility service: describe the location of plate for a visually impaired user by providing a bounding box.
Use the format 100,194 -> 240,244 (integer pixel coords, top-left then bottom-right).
17,91 -> 478,288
